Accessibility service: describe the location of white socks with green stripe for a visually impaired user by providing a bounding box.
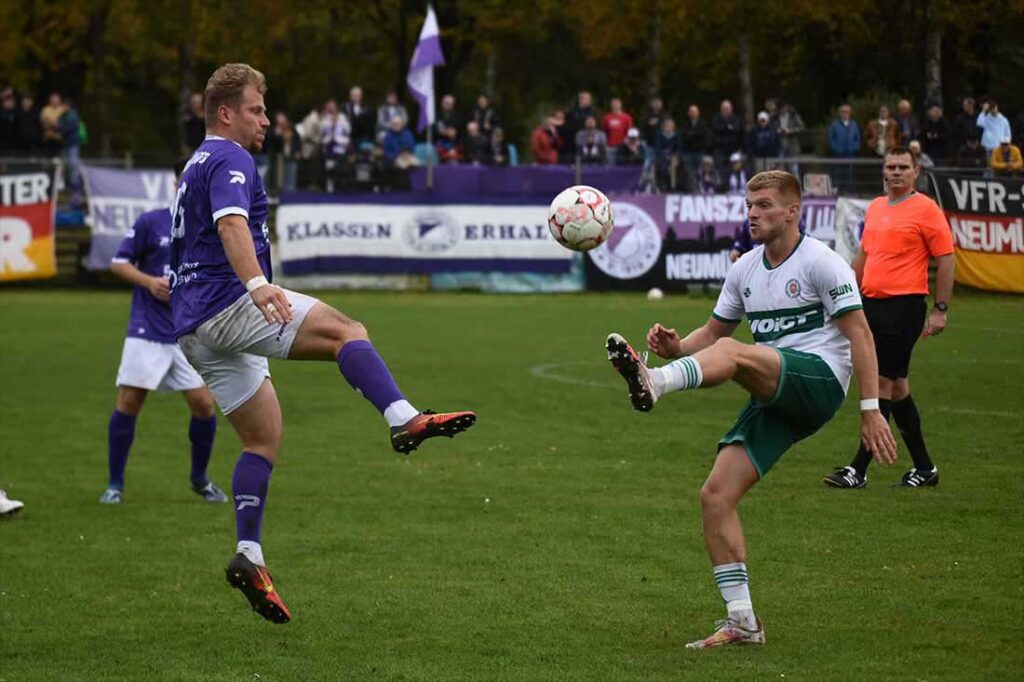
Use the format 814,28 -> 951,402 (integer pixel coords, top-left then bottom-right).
650,356 -> 703,396
714,562 -> 757,630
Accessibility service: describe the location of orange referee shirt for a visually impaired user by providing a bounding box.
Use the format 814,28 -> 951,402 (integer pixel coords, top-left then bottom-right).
860,192 -> 954,298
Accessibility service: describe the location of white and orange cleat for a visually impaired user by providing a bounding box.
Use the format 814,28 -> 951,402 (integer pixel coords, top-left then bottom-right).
685,618 -> 765,649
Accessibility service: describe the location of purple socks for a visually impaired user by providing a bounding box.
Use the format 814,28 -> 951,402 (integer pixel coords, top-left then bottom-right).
188,416 -> 217,486
336,340 -> 406,414
107,410 -> 137,489
232,452 -> 273,543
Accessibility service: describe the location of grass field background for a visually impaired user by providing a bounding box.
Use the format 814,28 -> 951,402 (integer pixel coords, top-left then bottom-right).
1,289 -> 1021,680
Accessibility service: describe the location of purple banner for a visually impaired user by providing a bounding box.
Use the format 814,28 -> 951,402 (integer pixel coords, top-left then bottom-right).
586,193 -> 837,289
410,165 -> 645,198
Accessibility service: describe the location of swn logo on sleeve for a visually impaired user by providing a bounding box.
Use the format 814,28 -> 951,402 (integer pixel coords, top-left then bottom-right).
829,283 -> 854,301
228,170 -> 246,185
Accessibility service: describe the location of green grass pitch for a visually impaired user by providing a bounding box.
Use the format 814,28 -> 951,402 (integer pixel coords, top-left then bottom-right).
1,289 -> 1021,680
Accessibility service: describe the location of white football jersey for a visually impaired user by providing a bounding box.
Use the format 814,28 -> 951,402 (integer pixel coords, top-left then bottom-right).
713,236 -> 862,392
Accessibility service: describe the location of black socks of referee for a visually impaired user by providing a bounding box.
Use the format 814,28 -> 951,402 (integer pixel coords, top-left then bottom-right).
850,395 -> 935,476
850,398 -> 893,476
890,394 -> 934,472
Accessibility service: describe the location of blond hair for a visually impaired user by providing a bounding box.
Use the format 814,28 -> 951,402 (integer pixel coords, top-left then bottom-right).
746,170 -> 802,203
204,63 -> 266,122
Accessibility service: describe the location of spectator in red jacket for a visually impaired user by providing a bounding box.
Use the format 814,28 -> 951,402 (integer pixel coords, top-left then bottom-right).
603,98 -> 633,150
531,111 -> 563,165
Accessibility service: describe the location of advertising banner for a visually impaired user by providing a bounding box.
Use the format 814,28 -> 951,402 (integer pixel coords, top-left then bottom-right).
931,172 -> 1024,293
833,197 -> 872,264
276,193 -> 572,275
0,163 -> 57,282
83,165 -> 176,270
586,193 -> 836,290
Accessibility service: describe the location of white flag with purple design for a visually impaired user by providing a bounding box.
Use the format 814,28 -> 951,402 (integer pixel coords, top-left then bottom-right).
406,5 -> 445,133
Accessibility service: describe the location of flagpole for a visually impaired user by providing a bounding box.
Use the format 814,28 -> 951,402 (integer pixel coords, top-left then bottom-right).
427,124 -> 434,190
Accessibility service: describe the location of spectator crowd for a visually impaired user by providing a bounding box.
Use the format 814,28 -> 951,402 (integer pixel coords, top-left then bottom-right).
4,80 -> 1024,199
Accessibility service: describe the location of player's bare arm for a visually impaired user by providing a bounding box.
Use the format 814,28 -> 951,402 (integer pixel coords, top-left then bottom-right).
647,317 -> 738,359
850,246 -> 866,286
217,214 -> 292,325
833,310 -> 898,464
111,260 -> 170,302
924,253 -> 955,337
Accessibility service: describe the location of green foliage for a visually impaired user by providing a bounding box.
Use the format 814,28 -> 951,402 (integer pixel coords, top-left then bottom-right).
1,290 -> 1022,678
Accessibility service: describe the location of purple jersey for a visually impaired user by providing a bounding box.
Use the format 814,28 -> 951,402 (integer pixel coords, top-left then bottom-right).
170,136 -> 271,338
113,208 -> 175,343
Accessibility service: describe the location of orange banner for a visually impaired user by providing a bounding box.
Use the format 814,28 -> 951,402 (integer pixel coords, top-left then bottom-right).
0,166 -> 57,282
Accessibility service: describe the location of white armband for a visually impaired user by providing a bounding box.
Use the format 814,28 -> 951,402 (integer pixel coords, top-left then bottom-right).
245,275 -> 269,293
860,398 -> 880,412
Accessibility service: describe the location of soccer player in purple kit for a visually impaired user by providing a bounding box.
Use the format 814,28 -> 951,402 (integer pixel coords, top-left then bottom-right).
172,64 -> 476,623
101,158 -> 226,506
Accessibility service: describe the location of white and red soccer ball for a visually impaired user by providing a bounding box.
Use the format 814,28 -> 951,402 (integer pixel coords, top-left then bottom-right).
547,185 -> 614,252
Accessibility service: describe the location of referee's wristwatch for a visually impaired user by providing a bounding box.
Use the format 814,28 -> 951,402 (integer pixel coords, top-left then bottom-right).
933,302 -> 949,312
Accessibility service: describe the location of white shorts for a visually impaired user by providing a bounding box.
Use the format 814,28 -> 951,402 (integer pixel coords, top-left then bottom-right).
116,337 -> 205,392
177,288 -> 320,415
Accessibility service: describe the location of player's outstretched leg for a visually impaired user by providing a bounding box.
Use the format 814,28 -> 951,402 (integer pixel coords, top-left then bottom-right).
184,388 -> 227,503
290,302 -> 476,454
606,333 -> 659,411
336,339 -> 475,453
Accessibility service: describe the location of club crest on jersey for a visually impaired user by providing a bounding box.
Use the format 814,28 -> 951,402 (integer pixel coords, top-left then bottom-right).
785,278 -> 801,299
743,286 -> 751,298
228,170 -> 246,185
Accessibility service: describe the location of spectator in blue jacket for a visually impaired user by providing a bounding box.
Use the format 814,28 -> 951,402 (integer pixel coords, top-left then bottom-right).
828,103 -> 860,157
381,115 -> 415,164
828,103 -> 860,193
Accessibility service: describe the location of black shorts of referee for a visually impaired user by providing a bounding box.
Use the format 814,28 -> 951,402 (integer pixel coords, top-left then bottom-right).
862,294 -> 927,379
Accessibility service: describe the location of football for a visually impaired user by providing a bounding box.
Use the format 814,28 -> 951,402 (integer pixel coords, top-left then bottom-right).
547,185 -> 614,252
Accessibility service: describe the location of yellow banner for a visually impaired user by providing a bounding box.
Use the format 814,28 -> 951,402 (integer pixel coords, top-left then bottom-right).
955,248 -> 1024,293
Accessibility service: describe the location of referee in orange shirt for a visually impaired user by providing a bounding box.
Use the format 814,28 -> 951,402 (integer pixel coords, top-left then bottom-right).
824,146 -> 955,489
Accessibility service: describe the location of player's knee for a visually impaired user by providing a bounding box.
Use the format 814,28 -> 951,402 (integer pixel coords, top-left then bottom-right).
699,479 -> 727,513
191,395 -> 216,419
892,378 -> 910,400
116,388 -> 146,415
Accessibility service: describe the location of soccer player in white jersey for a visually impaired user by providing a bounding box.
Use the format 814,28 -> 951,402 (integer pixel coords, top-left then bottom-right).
605,171 -> 897,649
171,64 -> 475,624
101,159 -> 226,506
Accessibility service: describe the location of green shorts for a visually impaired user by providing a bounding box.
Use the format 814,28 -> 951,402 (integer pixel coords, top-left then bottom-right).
719,347 -> 845,478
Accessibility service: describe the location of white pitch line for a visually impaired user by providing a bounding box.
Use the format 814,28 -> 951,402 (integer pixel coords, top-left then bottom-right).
530,361 -> 622,391
916,358 -> 1022,365
977,326 -> 1024,335
935,406 -> 1023,420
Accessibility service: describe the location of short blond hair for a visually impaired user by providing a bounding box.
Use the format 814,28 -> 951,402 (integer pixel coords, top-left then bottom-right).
205,63 -> 266,121
747,170 -> 801,203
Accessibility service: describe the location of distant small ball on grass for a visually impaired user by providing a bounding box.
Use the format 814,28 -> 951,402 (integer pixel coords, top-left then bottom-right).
646,287 -> 664,301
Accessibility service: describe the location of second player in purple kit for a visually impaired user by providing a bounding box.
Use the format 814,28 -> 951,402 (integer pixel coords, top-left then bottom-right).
171,63 -> 476,623
102,158 -> 226,506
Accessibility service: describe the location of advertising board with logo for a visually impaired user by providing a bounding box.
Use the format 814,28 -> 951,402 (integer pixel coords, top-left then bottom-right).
586,194 -> 837,291
276,193 -> 572,275
83,165 -> 177,270
0,163 -> 57,282
930,172 -> 1024,293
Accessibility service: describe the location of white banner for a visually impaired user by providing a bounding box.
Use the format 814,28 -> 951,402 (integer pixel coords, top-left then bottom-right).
276,201 -> 573,275
834,197 -> 871,264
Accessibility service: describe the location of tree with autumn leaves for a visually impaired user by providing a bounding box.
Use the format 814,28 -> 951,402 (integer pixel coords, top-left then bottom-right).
0,0 -> 1019,159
